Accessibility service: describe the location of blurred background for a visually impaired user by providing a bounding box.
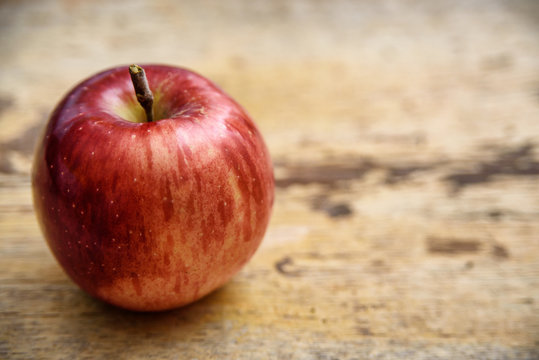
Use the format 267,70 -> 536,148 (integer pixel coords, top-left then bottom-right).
1,0 -> 538,359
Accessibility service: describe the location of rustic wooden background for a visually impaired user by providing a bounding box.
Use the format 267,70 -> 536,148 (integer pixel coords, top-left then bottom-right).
1,0 -> 539,358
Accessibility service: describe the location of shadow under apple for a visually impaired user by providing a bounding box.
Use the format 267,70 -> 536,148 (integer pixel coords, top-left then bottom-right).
34,272 -> 245,358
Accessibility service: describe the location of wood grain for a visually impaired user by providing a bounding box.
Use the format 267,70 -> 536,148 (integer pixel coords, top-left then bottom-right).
1,0 -> 539,358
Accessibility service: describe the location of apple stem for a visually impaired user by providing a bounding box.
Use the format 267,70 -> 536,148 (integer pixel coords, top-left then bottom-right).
129,64 -> 154,122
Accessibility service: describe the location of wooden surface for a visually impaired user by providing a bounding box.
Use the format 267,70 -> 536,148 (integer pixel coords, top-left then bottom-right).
1,0 -> 539,358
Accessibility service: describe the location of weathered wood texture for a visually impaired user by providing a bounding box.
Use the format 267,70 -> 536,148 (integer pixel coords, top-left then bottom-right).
1,0 -> 539,358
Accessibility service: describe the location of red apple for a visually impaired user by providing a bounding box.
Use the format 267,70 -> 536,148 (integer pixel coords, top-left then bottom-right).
32,64 -> 274,311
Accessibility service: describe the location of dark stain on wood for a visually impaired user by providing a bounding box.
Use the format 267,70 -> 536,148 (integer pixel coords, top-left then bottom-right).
384,165 -> 433,184
492,244 -> 509,259
488,209 -> 504,221
356,327 -> 373,336
369,258 -> 391,273
324,203 -> 352,218
519,297 -> 534,305
275,159 -> 437,188
0,95 -> 13,116
311,196 -> 353,218
0,156 -> 15,174
427,237 -> 482,254
274,256 -> 302,277
0,122 -> 43,174
275,159 -> 377,188
445,143 -> 539,193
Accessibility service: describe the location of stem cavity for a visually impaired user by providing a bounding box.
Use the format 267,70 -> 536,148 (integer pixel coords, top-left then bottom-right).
129,64 -> 154,122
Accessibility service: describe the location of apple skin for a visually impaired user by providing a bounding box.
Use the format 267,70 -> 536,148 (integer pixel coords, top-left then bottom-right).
32,65 -> 274,311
